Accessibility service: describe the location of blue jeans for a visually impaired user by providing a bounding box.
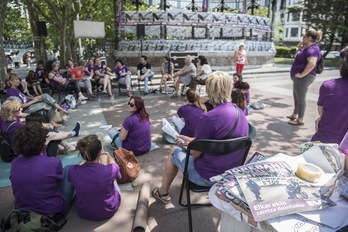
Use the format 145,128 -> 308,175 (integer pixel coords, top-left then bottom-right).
142,71 -> 154,93
171,147 -> 214,187
109,129 -> 122,148
60,165 -> 74,214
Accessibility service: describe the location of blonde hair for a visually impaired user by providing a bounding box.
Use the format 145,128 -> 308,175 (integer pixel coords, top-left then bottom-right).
306,28 -> 322,42
185,89 -> 207,112
5,73 -> 19,88
1,101 -> 21,121
205,71 -> 232,105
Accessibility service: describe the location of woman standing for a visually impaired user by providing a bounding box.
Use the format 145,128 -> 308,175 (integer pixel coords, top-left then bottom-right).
233,43 -> 248,74
288,28 -> 322,125
109,96 -> 151,156
311,46 -> 348,143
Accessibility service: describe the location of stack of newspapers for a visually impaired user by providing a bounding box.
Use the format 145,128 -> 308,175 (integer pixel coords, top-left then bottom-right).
214,150 -> 340,222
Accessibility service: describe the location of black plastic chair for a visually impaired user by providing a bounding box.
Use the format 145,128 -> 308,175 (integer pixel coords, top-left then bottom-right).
178,137 -> 252,232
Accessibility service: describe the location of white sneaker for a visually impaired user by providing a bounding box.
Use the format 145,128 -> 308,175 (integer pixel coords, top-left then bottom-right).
79,95 -> 88,101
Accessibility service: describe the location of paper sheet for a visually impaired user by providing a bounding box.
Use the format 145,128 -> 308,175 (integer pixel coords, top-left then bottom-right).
161,118 -> 184,143
172,115 -> 185,133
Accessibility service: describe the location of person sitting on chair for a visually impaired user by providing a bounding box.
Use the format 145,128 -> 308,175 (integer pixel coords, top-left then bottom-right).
71,61 -> 96,101
189,55 -> 212,92
152,71 -> 249,203
114,59 -> 132,97
160,56 -> 174,94
93,57 -> 113,98
137,55 -> 154,96
171,55 -> 196,98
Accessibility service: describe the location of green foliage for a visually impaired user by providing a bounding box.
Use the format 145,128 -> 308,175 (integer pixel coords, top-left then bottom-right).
4,2 -> 31,41
275,46 -> 297,58
302,0 -> 348,48
247,6 -> 268,17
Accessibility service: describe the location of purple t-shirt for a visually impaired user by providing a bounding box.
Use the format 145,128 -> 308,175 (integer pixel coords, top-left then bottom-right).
177,104 -> 204,137
68,162 -> 121,221
1,119 -> 24,151
93,65 -> 105,78
311,78 -> 348,144
122,114 -> 151,156
194,102 -> 249,180
6,87 -> 28,104
290,43 -> 321,77
114,65 -> 129,82
10,155 -> 65,215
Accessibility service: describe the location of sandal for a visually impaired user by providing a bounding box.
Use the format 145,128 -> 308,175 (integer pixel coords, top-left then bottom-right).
170,94 -> 178,98
286,115 -> 297,120
152,187 -> 171,204
59,145 -> 76,154
288,119 -> 304,125
169,85 -> 176,90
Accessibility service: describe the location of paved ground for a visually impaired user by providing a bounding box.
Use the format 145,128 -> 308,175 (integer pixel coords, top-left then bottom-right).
0,65 -> 340,231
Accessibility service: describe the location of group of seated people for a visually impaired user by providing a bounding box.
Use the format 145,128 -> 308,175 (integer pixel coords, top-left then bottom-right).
2,46 -> 348,230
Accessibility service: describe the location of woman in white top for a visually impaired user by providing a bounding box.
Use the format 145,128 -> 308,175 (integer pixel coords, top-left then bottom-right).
233,42 -> 248,73
189,55 -> 212,91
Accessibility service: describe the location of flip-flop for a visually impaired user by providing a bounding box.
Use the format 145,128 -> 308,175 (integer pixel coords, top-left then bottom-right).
286,115 -> 297,120
288,119 -> 304,125
152,187 -> 171,204
170,94 -> 178,98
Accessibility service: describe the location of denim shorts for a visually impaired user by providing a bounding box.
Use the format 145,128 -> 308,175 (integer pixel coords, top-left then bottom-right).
171,147 -> 214,187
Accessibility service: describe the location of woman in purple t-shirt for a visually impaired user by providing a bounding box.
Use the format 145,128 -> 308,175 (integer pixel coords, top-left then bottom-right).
109,96 -> 151,156
68,135 -> 122,221
311,46 -> 348,144
152,71 -> 249,204
10,123 -> 74,216
114,59 -> 132,96
0,101 -> 24,162
176,89 -> 206,137
288,28 -> 322,126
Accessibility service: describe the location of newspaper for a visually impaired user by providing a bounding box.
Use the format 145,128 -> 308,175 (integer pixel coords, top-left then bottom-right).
161,118 -> 185,143
227,161 -> 323,222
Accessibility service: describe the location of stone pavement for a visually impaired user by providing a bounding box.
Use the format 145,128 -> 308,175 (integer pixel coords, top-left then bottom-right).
0,65 -> 341,231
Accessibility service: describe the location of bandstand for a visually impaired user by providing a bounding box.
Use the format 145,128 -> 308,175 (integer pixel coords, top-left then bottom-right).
115,1 -> 276,72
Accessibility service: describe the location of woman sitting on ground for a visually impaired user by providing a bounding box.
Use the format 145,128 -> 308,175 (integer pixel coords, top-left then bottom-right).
152,71 -> 249,203
0,101 -> 25,162
109,96 -> 151,156
175,89 -> 206,137
5,68 -> 32,97
232,72 -> 243,89
114,59 -> 132,96
68,135 -> 122,221
25,112 -> 80,156
10,122 -> 74,217
25,70 -> 43,96
160,56 -> 174,94
71,61 -> 96,100
232,89 -> 247,115
6,73 -> 69,127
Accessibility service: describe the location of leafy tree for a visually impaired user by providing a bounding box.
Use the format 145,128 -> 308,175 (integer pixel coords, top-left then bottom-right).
302,0 -> 348,55
4,3 -> 31,41
0,0 -> 9,88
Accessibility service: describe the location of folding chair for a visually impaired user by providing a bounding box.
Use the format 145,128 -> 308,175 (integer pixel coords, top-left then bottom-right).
178,137 -> 252,232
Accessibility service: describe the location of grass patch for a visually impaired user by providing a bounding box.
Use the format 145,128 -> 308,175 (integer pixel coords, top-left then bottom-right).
274,57 -> 339,68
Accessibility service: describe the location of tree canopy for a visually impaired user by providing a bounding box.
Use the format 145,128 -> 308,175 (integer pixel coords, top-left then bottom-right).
302,0 -> 348,53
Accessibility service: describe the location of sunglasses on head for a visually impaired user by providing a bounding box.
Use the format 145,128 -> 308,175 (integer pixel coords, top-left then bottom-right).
128,102 -> 135,107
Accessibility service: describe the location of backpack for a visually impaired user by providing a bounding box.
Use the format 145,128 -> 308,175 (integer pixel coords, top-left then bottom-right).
0,121 -> 18,163
0,209 -> 66,232
61,94 -> 76,109
316,55 -> 324,74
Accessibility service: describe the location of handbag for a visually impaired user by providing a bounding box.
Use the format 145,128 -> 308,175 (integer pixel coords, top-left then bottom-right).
113,147 -> 140,183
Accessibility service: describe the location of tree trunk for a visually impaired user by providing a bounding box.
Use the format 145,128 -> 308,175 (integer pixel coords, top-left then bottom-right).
0,0 -> 9,89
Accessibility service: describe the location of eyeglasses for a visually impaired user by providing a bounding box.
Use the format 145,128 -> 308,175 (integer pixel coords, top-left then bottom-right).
128,102 -> 135,107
